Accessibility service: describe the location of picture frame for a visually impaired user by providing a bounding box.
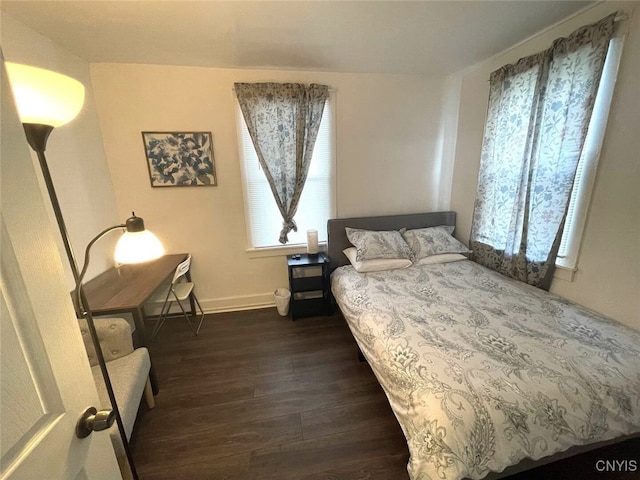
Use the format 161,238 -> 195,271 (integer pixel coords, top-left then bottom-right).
142,131 -> 217,187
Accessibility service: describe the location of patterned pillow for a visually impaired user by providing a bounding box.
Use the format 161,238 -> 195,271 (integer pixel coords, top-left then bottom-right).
345,227 -> 413,261
402,226 -> 471,260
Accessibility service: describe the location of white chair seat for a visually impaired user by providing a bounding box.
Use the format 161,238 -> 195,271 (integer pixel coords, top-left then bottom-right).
92,348 -> 151,440
168,281 -> 193,301
80,317 -> 154,461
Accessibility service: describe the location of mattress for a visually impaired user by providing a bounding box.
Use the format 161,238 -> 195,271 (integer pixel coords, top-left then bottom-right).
331,259 -> 640,480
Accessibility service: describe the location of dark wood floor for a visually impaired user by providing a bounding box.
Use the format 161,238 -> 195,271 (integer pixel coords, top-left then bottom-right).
129,309 -> 409,479
129,308 -> 640,480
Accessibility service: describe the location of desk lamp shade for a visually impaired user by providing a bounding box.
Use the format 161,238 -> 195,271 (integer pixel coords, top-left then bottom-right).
5,62 -> 85,127
114,214 -> 165,264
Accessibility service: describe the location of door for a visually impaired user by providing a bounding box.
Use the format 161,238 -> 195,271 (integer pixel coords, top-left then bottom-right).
0,60 -> 122,479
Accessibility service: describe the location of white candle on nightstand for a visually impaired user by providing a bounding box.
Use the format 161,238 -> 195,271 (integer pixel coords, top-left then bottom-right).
306,229 -> 318,254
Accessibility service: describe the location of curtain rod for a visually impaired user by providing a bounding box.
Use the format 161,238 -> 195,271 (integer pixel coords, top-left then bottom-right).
231,86 -> 335,92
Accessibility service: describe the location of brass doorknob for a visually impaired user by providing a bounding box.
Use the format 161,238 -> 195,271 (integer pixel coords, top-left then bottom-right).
75,406 -> 116,438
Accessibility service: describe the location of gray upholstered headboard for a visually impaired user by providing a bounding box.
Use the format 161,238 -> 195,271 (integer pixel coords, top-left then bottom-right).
327,211 -> 457,271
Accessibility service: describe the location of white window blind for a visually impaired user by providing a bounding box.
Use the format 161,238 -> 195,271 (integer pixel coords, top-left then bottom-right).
237,95 -> 336,249
557,36 -> 625,270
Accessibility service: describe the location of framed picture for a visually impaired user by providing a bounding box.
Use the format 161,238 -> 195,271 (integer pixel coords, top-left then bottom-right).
142,131 -> 217,187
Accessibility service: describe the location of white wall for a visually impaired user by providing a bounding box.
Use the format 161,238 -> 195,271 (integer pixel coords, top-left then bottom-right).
449,2 -> 640,329
1,15 -> 120,286
12,5 -> 629,325
89,63 -> 445,312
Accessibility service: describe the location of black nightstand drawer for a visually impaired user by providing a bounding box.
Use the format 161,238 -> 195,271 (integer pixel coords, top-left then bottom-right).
291,296 -> 329,318
291,276 -> 324,292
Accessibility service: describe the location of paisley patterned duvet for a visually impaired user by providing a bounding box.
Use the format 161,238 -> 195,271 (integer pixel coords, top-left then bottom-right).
331,260 -> 640,480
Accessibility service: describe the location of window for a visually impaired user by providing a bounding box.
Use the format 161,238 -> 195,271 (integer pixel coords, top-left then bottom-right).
469,14 -> 619,288
556,36 -> 625,271
237,95 -> 335,250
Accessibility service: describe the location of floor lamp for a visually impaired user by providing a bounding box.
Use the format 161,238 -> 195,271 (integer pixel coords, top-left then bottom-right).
5,62 -> 163,479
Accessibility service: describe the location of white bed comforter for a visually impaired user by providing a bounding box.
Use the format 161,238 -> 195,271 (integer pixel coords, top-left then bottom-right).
331,260 -> 640,480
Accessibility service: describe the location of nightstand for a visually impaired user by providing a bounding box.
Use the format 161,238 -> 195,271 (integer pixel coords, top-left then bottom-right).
287,253 -> 331,320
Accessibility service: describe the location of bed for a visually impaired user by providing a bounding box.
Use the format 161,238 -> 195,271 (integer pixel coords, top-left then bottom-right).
328,212 -> 640,480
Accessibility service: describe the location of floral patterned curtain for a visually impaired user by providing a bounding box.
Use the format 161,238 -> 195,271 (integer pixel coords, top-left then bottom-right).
235,83 -> 329,243
469,14 -> 616,290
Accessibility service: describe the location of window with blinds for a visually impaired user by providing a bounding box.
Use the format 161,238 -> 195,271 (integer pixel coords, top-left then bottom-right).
557,36 -> 625,270
237,96 -> 336,249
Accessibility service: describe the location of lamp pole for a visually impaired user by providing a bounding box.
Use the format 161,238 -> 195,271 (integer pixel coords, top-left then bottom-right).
23,123 -> 81,283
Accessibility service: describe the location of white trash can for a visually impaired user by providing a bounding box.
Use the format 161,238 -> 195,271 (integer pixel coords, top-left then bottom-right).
274,288 -> 291,316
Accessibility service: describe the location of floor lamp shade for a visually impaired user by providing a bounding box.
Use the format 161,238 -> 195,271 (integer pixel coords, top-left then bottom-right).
5,62 -> 85,127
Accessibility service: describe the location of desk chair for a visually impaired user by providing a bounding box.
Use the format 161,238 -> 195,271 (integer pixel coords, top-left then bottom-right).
148,254 -> 205,339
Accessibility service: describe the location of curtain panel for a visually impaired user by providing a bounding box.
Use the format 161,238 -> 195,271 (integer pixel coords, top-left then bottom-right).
235,82 -> 329,244
470,13 -> 616,289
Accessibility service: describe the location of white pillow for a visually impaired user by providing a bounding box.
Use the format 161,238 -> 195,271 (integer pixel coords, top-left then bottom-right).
402,226 -> 470,260
415,253 -> 467,265
343,247 -> 412,273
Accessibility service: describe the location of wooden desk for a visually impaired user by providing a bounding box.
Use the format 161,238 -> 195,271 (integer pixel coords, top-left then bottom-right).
80,253 -> 189,394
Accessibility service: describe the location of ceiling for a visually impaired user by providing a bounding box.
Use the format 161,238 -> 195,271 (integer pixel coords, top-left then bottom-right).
1,1 -> 593,75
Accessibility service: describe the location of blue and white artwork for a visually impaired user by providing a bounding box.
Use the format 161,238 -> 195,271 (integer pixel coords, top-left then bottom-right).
142,132 -> 217,187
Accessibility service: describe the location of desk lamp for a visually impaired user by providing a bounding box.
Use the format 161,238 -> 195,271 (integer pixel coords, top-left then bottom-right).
6,62 -> 163,479
75,213 -> 165,314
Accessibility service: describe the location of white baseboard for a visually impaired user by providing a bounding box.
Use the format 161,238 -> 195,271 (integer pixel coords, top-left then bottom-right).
143,292 -> 278,316
199,292 -> 277,313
